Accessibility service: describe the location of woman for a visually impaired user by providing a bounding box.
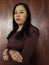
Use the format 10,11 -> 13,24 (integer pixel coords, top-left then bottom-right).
3,3 -> 39,65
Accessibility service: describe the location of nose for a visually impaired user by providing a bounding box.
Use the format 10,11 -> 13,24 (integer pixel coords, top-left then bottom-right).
17,13 -> 20,17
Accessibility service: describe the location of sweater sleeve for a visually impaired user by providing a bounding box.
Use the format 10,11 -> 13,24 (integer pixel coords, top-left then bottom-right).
20,31 -> 39,65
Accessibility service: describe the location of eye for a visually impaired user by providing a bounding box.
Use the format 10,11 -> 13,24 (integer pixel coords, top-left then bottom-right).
20,12 -> 24,13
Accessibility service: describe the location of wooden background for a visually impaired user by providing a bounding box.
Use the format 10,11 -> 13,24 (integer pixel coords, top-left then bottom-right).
0,0 -> 49,65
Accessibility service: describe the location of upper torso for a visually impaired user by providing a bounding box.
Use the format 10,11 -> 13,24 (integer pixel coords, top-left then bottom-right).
7,25 -> 39,65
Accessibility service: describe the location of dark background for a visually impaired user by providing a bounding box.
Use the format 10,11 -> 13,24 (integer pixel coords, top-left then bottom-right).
0,0 -> 49,65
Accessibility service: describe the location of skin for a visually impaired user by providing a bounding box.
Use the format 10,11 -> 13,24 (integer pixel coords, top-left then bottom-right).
3,5 -> 27,62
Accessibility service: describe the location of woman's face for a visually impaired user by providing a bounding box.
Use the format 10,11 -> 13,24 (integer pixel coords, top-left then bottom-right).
14,5 -> 27,25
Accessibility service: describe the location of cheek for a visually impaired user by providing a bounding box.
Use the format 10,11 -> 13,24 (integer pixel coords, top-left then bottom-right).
14,15 -> 17,22
21,14 -> 27,22
14,15 -> 16,20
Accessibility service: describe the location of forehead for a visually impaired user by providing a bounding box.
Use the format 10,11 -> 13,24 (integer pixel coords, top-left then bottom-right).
15,5 -> 26,11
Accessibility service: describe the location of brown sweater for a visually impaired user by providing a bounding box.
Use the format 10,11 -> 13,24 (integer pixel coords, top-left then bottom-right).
7,25 -> 39,65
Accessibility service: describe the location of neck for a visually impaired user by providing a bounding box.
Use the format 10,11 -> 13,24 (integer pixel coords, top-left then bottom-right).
17,24 -> 23,32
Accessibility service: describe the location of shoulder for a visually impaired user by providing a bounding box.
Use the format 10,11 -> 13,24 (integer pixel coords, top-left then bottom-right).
29,25 -> 40,36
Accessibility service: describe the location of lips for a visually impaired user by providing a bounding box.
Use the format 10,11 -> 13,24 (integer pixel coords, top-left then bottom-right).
16,18 -> 21,20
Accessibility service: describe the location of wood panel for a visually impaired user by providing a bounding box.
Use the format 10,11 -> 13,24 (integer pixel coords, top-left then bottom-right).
0,0 -> 49,65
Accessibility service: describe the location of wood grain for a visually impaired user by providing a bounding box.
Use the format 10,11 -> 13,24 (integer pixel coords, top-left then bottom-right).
0,0 -> 49,65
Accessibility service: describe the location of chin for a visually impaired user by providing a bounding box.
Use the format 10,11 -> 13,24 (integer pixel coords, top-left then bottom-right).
16,22 -> 23,25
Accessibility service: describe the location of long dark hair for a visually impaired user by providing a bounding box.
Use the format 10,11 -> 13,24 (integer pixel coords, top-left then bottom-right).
7,3 -> 32,40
